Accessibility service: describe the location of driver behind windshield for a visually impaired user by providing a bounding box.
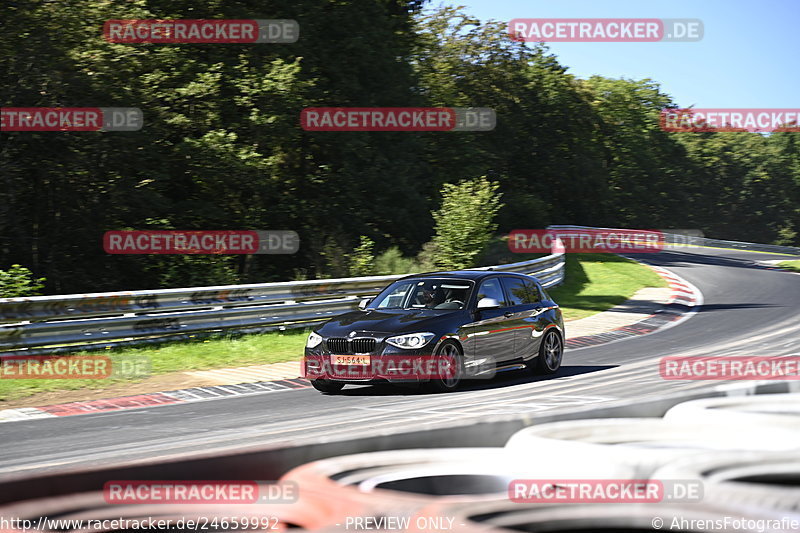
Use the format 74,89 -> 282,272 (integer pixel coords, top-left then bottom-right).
413,285 -> 442,307
413,283 -> 466,309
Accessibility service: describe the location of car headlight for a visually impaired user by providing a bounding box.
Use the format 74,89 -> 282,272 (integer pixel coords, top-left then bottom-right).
385,332 -> 435,349
306,331 -> 323,349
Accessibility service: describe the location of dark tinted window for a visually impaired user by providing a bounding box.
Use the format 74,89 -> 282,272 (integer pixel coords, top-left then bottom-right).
527,281 -> 542,302
539,286 -> 551,302
476,278 -> 505,305
500,277 -> 540,305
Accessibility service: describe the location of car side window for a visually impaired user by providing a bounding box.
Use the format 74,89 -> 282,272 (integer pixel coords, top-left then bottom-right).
476,278 -> 505,306
524,280 -> 542,303
500,277 -> 538,305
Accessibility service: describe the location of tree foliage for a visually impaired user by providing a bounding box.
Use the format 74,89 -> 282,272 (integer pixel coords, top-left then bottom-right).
1,2 -> 798,294
0,265 -> 46,297
432,177 -> 503,270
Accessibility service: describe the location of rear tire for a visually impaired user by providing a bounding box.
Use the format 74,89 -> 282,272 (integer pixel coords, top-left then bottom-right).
426,340 -> 464,393
536,329 -> 563,374
311,379 -> 345,394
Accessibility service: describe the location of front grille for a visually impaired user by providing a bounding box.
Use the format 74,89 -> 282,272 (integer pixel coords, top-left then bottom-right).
352,338 -> 376,354
326,338 -> 349,354
326,337 -> 377,354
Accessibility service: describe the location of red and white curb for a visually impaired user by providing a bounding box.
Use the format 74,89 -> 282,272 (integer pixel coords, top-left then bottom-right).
566,264 -> 703,350
0,379 -> 309,423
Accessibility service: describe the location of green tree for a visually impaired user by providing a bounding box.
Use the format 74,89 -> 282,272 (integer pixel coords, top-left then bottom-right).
431,177 -> 503,270
412,7 -> 609,230
373,247 -> 419,275
348,236 -> 376,276
0,265 -> 46,297
582,76 -> 695,227
0,0 -> 429,292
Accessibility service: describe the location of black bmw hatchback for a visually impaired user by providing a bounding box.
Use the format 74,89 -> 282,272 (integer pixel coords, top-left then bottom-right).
303,270 -> 565,393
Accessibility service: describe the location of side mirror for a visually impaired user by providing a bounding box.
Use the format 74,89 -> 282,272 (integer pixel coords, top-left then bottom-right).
476,297 -> 500,310
358,298 -> 371,310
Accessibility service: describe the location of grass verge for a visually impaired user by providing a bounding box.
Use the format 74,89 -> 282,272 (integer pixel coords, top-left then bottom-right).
0,254 -> 665,403
549,254 -> 667,320
777,260 -> 800,273
0,330 -> 308,403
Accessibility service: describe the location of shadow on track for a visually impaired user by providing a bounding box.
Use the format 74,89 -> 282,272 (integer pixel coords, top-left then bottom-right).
690,302 -> 782,312
334,364 -> 616,396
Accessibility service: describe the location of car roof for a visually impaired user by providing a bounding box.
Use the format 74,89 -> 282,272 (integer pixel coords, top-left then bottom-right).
397,270 -> 535,282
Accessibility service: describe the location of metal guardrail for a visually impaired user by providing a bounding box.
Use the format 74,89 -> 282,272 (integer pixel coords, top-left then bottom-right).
548,225 -> 800,255
0,249 -> 565,355
3,225 -> 796,356
678,235 -> 800,255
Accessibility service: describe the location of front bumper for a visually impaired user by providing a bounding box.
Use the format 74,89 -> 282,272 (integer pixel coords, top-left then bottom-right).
303,338 -> 450,383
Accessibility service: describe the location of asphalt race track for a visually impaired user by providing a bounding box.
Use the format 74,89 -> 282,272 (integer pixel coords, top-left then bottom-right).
1,246 -> 798,478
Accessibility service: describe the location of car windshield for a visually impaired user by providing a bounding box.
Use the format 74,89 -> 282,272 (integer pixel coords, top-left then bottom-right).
370,279 -> 473,310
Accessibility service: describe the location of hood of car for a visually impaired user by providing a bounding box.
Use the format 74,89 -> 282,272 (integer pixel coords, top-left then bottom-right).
317,308 -> 460,337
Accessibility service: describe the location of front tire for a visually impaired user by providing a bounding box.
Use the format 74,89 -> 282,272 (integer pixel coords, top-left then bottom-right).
311,379 -> 345,394
536,329 -> 563,374
426,340 -> 464,393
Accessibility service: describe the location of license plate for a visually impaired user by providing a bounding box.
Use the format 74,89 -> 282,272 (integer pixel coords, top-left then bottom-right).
332,355 -> 370,365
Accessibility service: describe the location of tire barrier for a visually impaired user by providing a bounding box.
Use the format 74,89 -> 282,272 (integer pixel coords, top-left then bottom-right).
652,451 -> 800,520
279,447 -> 635,524
3,392 -> 799,531
405,501 -> 775,533
503,418 -> 800,478
663,393 -> 800,428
